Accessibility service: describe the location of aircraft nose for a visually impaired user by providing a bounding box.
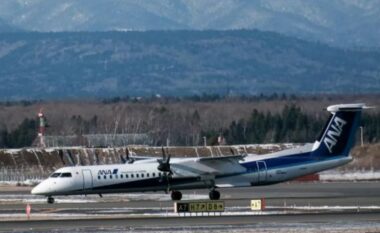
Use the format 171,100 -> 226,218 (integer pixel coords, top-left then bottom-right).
31,181 -> 49,195
31,184 -> 42,195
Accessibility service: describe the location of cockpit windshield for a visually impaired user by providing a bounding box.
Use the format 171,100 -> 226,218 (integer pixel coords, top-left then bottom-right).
50,172 -> 72,178
60,173 -> 72,178
50,173 -> 61,178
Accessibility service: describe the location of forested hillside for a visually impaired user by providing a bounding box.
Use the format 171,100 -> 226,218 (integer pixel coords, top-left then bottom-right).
0,95 -> 379,148
0,30 -> 380,100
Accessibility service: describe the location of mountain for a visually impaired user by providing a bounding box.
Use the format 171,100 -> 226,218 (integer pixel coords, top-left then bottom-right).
0,30 -> 379,100
0,18 -> 19,32
0,0 -> 379,48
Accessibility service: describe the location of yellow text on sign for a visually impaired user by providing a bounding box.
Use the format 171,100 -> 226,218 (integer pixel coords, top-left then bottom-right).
250,199 -> 262,210
175,201 -> 225,213
189,201 -> 224,212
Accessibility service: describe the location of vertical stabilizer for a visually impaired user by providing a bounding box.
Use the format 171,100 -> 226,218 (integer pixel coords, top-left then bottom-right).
311,104 -> 366,158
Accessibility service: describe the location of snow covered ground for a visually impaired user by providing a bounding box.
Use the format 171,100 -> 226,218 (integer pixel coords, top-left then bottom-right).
319,171 -> 380,181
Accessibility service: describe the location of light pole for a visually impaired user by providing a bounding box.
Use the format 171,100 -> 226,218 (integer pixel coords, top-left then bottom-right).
360,126 -> 364,147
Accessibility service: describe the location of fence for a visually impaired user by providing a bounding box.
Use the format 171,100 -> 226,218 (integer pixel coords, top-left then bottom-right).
0,166 -> 50,184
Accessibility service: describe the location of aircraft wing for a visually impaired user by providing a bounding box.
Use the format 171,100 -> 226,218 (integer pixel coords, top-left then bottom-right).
195,154 -> 246,162
171,155 -> 247,177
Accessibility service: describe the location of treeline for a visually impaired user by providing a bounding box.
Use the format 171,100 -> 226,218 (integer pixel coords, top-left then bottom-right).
0,92 -> 308,108
0,104 -> 379,148
222,105 -> 325,144
101,93 -> 301,104
206,105 -> 380,145
0,119 -> 37,148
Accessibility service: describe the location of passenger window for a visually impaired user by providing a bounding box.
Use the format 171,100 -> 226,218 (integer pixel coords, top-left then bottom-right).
120,174 -> 123,178
126,174 -> 129,178
131,174 -> 134,178
110,175 -> 113,179
98,176 -> 101,180
147,173 -> 149,177
50,173 -> 61,178
61,173 -> 72,178
152,173 -> 155,177
141,174 -> 144,178
136,174 -> 139,178
158,173 -> 161,177
104,175 -> 106,179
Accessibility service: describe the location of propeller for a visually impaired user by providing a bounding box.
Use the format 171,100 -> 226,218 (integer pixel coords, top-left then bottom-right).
230,148 -> 235,155
230,147 -> 247,160
157,147 -> 173,193
120,154 -> 126,164
157,147 -> 172,174
124,148 -> 134,164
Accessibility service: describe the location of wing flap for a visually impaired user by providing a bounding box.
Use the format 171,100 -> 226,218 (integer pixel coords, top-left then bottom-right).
171,155 -> 247,177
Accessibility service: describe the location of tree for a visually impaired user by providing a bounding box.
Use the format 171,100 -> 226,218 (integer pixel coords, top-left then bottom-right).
6,119 -> 37,148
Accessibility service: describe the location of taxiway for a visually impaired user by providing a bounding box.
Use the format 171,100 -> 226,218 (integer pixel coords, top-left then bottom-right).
0,182 -> 379,232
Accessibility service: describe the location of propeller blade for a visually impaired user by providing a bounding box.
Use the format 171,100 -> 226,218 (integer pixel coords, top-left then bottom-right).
230,148 -> 235,155
120,154 -> 126,164
161,146 -> 166,161
157,147 -> 174,174
126,148 -> 130,160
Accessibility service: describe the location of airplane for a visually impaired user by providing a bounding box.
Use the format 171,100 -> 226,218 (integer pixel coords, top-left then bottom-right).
32,103 -> 368,204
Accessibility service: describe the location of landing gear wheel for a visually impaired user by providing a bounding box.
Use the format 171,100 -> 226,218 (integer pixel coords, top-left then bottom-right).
47,196 -> 55,204
171,190 -> 182,201
209,190 -> 220,200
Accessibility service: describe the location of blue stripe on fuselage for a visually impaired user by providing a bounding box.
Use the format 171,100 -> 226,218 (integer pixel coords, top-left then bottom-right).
240,151 -> 330,171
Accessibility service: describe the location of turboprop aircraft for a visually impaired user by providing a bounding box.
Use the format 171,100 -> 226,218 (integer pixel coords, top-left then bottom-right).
32,103 -> 367,204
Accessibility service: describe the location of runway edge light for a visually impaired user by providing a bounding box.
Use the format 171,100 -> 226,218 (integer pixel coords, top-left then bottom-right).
26,203 -> 31,220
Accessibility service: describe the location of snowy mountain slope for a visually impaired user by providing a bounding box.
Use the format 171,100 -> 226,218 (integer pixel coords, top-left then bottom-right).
0,0 -> 379,47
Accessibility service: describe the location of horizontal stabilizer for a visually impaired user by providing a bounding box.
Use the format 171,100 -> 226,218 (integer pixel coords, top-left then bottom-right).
326,103 -> 370,113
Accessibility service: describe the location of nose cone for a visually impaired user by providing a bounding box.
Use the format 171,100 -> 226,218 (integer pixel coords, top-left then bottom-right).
31,181 -> 49,195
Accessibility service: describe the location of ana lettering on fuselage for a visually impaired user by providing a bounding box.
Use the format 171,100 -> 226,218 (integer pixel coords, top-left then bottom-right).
98,169 -> 118,176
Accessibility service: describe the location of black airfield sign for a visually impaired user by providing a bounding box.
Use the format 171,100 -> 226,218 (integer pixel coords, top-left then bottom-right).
175,201 -> 225,213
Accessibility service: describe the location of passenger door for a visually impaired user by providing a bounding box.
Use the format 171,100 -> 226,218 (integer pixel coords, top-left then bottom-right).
257,161 -> 267,183
82,169 -> 93,190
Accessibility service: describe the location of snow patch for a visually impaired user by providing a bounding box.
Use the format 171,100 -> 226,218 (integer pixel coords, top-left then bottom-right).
320,171 -> 380,181
0,179 -> 42,186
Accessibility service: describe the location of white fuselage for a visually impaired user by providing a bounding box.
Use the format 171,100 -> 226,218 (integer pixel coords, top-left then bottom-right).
31,148 -> 352,197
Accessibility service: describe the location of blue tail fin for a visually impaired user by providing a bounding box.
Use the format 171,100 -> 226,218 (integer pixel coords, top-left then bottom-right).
312,104 -> 366,158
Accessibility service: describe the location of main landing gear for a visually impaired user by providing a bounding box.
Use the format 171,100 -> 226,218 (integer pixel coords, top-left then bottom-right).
209,189 -> 220,200
171,190 -> 182,201
47,196 -> 55,204
170,189 -> 221,201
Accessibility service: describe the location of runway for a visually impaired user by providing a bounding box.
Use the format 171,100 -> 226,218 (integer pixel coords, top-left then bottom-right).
0,182 -> 380,232
2,212 -> 380,233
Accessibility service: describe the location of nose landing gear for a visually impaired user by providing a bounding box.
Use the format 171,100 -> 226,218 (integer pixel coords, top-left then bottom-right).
47,196 -> 55,204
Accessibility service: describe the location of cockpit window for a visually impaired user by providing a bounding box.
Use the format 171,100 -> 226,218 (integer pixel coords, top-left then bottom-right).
60,173 -> 72,178
50,173 -> 61,178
